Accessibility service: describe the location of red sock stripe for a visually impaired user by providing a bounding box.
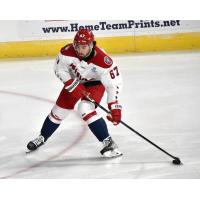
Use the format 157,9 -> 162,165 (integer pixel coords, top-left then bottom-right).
83,111 -> 97,121
50,111 -> 62,121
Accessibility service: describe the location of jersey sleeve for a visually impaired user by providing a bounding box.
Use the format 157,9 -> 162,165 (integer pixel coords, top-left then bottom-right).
100,62 -> 123,104
54,52 -> 73,83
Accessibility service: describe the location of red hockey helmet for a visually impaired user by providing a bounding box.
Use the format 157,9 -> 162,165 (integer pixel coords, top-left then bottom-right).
73,29 -> 94,47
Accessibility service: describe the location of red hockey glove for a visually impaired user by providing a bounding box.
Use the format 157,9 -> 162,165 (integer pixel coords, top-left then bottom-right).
64,79 -> 85,98
106,102 -> 122,125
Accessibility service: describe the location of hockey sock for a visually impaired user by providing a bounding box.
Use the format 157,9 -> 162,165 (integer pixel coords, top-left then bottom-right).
40,116 -> 60,142
88,118 -> 110,142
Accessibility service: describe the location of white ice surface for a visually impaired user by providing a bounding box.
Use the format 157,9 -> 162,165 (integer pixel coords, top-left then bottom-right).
0,51 -> 200,179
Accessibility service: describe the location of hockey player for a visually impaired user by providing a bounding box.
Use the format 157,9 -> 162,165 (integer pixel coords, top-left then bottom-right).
27,29 -> 123,158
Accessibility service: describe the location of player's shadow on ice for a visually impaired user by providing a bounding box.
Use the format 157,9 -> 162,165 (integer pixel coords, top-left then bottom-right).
44,156 -> 168,167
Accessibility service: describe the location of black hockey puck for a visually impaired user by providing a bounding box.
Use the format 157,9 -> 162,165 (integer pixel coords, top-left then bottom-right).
172,158 -> 181,165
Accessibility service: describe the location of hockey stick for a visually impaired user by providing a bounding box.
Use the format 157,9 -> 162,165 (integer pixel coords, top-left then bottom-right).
82,91 -> 182,165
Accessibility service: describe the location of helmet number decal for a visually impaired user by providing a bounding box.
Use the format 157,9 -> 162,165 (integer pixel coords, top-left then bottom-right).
109,66 -> 119,79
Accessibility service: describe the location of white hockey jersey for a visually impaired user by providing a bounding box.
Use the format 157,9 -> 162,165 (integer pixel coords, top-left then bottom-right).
54,44 -> 123,104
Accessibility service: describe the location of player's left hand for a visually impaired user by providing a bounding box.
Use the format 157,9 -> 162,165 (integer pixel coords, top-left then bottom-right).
107,102 -> 122,125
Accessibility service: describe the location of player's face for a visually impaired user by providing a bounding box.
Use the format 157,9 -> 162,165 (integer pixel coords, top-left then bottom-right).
75,44 -> 90,57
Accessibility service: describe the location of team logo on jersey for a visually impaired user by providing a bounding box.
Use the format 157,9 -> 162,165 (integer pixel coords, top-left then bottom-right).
104,56 -> 113,65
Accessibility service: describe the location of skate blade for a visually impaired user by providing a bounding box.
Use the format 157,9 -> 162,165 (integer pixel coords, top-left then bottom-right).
26,149 -> 37,154
102,149 -> 123,158
25,147 -> 40,154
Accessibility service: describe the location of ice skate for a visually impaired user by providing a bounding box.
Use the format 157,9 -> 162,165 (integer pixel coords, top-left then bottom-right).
100,136 -> 123,158
27,135 -> 45,151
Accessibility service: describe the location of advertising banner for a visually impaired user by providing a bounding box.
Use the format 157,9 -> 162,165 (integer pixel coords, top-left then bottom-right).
0,20 -> 200,42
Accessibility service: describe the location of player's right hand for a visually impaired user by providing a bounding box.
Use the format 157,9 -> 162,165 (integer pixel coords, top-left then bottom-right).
64,79 -> 85,98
